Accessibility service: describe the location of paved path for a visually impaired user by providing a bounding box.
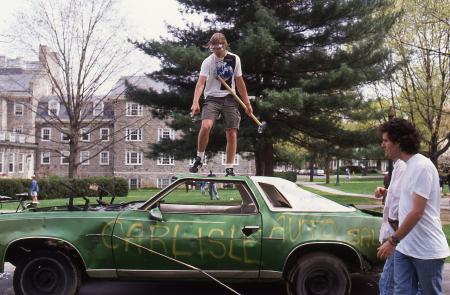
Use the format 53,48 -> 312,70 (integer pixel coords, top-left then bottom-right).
298,181 -> 450,210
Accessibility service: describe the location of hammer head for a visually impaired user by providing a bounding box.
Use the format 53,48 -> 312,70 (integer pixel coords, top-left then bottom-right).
257,121 -> 267,134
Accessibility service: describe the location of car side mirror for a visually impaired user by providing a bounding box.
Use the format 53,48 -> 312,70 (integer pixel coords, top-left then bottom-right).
149,208 -> 163,222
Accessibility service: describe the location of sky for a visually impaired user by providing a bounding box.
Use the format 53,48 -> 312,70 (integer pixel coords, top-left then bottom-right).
0,0 -> 203,82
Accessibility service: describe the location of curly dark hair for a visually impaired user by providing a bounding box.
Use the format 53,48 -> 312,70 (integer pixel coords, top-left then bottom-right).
379,118 -> 421,154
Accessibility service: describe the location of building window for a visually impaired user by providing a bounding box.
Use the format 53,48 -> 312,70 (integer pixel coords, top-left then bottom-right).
157,154 -> 174,165
93,101 -> 104,116
18,154 -> 25,173
126,128 -> 143,141
8,153 -> 14,173
41,152 -> 50,165
157,178 -> 171,188
41,128 -> 51,141
125,151 -> 143,165
14,103 -> 24,116
99,151 -> 109,165
129,178 -> 141,190
126,102 -> 143,116
158,128 -> 175,141
61,130 -> 70,143
81,128 -> 90,142
100,128 -> 110,141
13,127 -> 23,134
221,152 -> 239,165
80,151 -> 90,165
0,152 -> 4,173
60,151 -> 69,165
48,100 -> 60,116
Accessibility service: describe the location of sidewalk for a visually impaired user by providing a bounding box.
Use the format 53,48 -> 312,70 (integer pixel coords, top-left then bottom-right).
298,181 -> 450,210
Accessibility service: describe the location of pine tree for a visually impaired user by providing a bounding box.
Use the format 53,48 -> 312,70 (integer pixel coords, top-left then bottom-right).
128,0 -> 397,175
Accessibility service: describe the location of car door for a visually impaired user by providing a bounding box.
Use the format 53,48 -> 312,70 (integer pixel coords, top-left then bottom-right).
112,179 -> 262,280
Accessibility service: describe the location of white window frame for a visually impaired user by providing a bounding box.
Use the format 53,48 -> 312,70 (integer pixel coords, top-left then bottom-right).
41,152 -> 50,165
157,178 -> 171,189
14,103 -> 24,116
221,152 -> 239,165
126,128 -> 143,142
80,151 -> 90,165
13,126 -> 23,134
158,128 -> 175,141
93,101 -> 104,116
99,151 -> 109,165
48,100 -> 60,116
100,128 -> 110,141
128,178 -> 141,190
0,152 -> 4,173
80,128 -> 90,142
61,130 -> 70,143
41,128 -> 51,141
157,154 -> 175,166
8,153 -> 15,173
18,153 -> 25,173
126,102 -> 143,116
60,151 -> 69,165
125,151 -> 143,165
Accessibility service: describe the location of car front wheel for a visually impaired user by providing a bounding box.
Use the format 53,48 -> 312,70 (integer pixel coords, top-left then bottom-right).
13,250 -> 81,295
286,252 -> 350,295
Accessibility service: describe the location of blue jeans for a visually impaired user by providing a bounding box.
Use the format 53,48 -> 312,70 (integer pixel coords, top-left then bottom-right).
394,250 -> 444,295
380,254 -> 395,295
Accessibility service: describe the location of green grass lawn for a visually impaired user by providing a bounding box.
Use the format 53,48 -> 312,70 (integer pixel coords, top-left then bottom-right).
322,180 -> 383,195
300,186 -> 378,205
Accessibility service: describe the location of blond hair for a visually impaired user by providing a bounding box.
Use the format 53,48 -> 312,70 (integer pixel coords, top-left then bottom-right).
206,32 -> 228,49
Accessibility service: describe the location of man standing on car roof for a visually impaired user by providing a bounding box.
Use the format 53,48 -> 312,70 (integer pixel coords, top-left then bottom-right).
189,32 -> 253,177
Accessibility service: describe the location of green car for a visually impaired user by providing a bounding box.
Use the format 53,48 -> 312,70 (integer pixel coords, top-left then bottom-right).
0,175 -> 382,295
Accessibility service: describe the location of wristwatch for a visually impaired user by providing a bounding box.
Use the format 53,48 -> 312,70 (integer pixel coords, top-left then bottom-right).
389,235 -> 400,246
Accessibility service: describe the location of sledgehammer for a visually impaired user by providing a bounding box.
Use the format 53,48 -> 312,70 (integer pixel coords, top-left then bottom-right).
216,75 -> 267,134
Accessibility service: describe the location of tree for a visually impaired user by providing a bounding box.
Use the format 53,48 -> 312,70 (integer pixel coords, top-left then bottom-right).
386,0 -> 450,166
129,0 -> 397,175
13,0 -> 131,177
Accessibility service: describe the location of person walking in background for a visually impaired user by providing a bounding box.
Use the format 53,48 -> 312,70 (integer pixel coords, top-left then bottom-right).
189,32 -> 253,176
207,170 -> 219,200
377,118 -> 450,295
29,175 -> 39,204
374,157 -> 406,294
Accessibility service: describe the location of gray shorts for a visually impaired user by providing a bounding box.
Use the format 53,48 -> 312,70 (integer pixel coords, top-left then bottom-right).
201,95 -> 241,129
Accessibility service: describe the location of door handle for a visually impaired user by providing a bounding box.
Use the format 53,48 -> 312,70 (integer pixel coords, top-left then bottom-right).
242,225 -> 260,236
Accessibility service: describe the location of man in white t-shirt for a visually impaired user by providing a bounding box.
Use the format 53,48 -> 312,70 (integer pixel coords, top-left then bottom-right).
190,32 -> 253,176
377,118 -> 450,294
374,157 -> 406,295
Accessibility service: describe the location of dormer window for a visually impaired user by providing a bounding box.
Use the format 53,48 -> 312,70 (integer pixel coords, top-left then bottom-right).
93,101 -> 104,116
48,99 -> 60,116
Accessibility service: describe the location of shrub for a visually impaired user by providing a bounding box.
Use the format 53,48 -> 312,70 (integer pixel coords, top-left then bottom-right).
0,179 -> 24,197
274,171 -> 298,182
0,176 -> 128,200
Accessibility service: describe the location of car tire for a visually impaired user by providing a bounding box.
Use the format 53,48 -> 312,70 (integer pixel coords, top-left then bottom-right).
13,250 -> 81,295
285,252 -> 350,295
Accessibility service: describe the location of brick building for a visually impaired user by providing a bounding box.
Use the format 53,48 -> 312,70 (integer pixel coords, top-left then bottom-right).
1,49 -> 255,188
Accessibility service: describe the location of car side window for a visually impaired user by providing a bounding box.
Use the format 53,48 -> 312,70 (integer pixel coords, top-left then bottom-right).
258,182 -> 292,208
158,180 -> 257,214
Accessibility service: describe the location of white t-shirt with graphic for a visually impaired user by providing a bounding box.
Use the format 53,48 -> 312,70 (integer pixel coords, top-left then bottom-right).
199,51 -> 242,98
396,153 -> 450,259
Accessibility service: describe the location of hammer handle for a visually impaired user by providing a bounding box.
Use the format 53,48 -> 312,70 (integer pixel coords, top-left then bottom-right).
216,76 -> 262,126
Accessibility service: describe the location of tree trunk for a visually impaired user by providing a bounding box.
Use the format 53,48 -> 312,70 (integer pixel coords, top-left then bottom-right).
254,142 -> 274,176
68,140 -> 79,178
325,155 -> 330,184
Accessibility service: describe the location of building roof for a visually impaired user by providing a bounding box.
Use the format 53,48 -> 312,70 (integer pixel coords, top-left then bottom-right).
110,75 -> 167,96
37,96 -> 114,120
0,73 -> 36,92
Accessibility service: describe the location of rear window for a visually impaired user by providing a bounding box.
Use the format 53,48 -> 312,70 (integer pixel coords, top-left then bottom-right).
258,182 -> 291,208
